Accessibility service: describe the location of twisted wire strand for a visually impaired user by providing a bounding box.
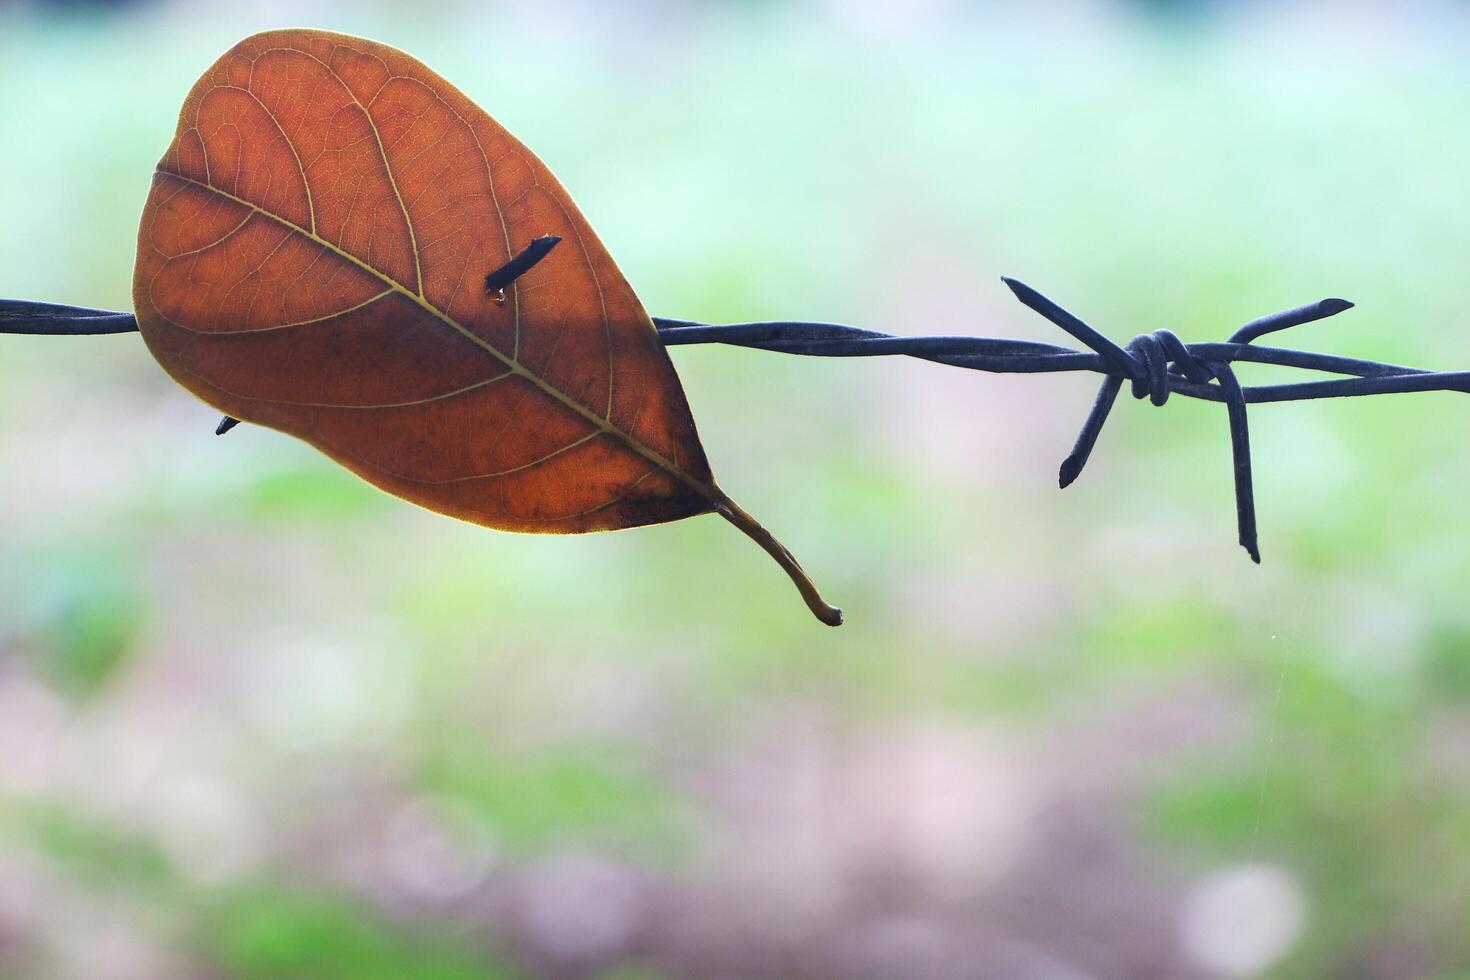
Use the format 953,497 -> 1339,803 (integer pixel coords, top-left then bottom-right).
6,279 -> 1469,563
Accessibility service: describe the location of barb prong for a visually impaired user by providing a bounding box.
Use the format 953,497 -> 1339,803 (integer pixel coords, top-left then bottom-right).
1230,297 -> 1353,345
1060,375 -> 1124,488
1209,362 -> 1259,563
485,235 -> 562,300
1002,277 -> 1136,378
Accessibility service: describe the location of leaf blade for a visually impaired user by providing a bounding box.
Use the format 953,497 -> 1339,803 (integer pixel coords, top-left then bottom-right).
134,28 -> 712,533
132,28 -> 841,623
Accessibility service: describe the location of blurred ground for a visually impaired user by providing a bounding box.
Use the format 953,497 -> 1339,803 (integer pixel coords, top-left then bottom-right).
3,1 -> 1470,978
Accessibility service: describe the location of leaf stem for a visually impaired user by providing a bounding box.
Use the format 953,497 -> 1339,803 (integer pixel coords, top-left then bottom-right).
712,491 -> 843,627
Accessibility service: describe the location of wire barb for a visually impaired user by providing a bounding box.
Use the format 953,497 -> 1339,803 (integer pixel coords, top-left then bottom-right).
1,279 -> 1464,565
484,235 -> 562,300
989,284 -> 1275,560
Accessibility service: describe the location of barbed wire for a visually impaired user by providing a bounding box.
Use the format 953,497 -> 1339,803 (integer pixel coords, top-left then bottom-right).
6,278 -> 1468,563
655,279 -> 1470,563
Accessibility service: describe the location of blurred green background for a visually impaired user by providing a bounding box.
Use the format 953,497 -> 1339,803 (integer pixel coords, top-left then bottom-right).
4,1 -> 1470,977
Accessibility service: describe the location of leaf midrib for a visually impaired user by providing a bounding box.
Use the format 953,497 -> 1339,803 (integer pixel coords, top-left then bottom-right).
156,169 -> 718,505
